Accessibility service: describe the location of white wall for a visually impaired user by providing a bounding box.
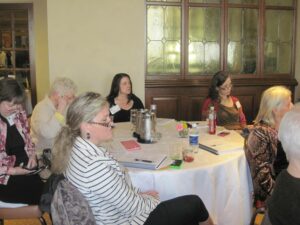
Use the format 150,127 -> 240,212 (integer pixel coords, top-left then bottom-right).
46,0 -> 146,102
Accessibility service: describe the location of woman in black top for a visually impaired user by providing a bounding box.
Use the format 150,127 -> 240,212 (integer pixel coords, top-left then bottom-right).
0,78 -> 43,204
107,73 -> 144,122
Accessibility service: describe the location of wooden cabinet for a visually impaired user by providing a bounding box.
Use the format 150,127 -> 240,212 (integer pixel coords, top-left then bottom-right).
0,4 -> 35,112
145,1 -> 298,122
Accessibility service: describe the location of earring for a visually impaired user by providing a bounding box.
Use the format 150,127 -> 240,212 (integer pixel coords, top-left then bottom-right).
86,132 -> 90,139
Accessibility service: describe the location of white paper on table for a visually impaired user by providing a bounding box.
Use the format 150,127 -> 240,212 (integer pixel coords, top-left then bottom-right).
116,152 -> 170,170
199,130 -> 244,155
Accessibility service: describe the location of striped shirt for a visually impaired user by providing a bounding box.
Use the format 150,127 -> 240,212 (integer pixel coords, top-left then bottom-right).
65,137 -> 159,225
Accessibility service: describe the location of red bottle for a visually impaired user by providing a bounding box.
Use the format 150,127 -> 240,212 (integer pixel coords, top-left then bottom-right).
208,106 -> 216,134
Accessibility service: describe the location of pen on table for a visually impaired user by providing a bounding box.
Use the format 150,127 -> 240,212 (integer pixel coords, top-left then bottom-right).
134,159 -> 153,163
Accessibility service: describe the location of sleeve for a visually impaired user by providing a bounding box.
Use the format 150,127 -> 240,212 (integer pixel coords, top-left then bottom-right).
232,96 -> 247,127
0,152 -> 16,185
245,127 -> 277,201
86,159 -> 159,217
17,110 -> 35,157
201,98 -> 211,121
31,103 -> 63,140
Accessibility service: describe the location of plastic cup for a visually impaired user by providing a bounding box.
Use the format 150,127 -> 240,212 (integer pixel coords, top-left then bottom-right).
169,142 -> 182,160
183,147 -> 194,162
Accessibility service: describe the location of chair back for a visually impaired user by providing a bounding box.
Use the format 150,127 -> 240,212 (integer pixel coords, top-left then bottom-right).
51,179 -> 96,225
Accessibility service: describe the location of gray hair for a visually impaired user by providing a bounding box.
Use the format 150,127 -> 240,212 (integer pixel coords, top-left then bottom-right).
51,92 -> 108,174
254,86 -> 291,127
48,77 -> 77,96
278,103 -> 300,161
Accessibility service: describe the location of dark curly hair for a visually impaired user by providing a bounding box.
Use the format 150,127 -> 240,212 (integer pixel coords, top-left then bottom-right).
106,73 -> 133,103
208,71 -> 229,101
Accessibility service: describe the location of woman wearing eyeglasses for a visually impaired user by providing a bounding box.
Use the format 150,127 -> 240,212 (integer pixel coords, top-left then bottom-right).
201,71 -> 247,130
0,78 -> 43,204
52,92 -> 213,225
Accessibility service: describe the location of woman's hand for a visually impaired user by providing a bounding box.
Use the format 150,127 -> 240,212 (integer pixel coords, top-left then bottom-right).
26,155 -> 38,169
57,96 -> 68,114
7,166 -> 33,175
141,190 -> 159,199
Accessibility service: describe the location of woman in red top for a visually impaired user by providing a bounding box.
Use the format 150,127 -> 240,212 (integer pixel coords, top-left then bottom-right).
201,71 -> 246,130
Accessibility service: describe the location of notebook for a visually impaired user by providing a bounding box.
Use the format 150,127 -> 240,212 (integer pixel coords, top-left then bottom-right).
198,130 -> 244,155
120,140 -> 141,151
117,153 -> 169,170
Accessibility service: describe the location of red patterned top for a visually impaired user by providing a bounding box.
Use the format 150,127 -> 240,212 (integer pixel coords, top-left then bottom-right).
0,109 -> 34,185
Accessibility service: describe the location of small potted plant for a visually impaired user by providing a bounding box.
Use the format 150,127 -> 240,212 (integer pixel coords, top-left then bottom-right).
176,121 -> 188,138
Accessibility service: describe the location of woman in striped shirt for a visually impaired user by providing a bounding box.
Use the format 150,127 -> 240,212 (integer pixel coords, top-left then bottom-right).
51,92 -> 213,225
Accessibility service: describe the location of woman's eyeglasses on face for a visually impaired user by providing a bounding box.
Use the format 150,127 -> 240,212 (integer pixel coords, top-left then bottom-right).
219,83 -> 233,91
88,121 -> 112,128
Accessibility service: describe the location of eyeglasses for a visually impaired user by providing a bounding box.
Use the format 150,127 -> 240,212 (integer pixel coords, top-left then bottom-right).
89,121 -> 112,128
219,83 -> 233,91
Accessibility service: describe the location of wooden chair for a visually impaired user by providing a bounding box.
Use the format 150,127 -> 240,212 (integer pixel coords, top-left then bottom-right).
0,205 -> 47,225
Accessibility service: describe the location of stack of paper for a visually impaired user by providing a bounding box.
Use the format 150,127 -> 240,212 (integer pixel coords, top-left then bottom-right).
198,130 -> 244,155
117,153 -> 168,170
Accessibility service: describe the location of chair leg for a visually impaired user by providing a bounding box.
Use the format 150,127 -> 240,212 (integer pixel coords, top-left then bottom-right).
250,208 -> 266,225
0,219 -> 3,225
39,215 -> 47,225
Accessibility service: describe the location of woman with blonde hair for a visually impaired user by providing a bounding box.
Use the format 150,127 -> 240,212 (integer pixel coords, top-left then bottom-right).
52,92 -> 213,225
245,86 -> 293,208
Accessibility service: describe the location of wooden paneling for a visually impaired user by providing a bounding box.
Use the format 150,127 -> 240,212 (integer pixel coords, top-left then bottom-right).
145,78 -> 298,122
151,96 -> 180,119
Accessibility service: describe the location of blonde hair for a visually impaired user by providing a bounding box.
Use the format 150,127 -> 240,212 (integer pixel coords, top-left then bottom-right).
51,92 -> 108,174
48,77 -> 77,96
254,86 -> 291,127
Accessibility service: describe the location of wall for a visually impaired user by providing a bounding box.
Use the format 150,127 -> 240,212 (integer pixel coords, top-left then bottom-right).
46,0 -> 145,102
0,0 -> 50,101
1,0 -> 299,104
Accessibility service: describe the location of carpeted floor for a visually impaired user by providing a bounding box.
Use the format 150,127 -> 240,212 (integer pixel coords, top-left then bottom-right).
3,213 -> 51,225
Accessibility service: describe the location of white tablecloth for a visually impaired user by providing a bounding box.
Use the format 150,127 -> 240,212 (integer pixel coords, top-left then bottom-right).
109,120 -> 253,225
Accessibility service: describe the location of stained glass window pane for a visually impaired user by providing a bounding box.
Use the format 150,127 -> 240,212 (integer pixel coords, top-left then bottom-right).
265,0 -> 293,6
228,0 -> 258,3
227,8 -> 257,74
188,7 -> 220,74
147,6 -> 181,74
264,10 -> 293,73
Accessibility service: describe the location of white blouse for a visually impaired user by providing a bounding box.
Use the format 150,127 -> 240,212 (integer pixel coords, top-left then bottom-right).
65,137 -> 159,225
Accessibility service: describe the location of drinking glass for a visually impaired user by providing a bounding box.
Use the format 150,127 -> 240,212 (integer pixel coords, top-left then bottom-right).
169,142 -> 183,160
130,109 -> 137,131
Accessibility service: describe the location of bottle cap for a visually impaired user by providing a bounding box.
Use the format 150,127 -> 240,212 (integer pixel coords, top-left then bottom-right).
150,104 -> 157,111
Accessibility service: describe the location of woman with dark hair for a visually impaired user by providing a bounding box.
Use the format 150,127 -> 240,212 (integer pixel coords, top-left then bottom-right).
52,92 -> 214,225
201,71 -> 247,130
107,73 -> 144,122
0,78 -> 44,204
